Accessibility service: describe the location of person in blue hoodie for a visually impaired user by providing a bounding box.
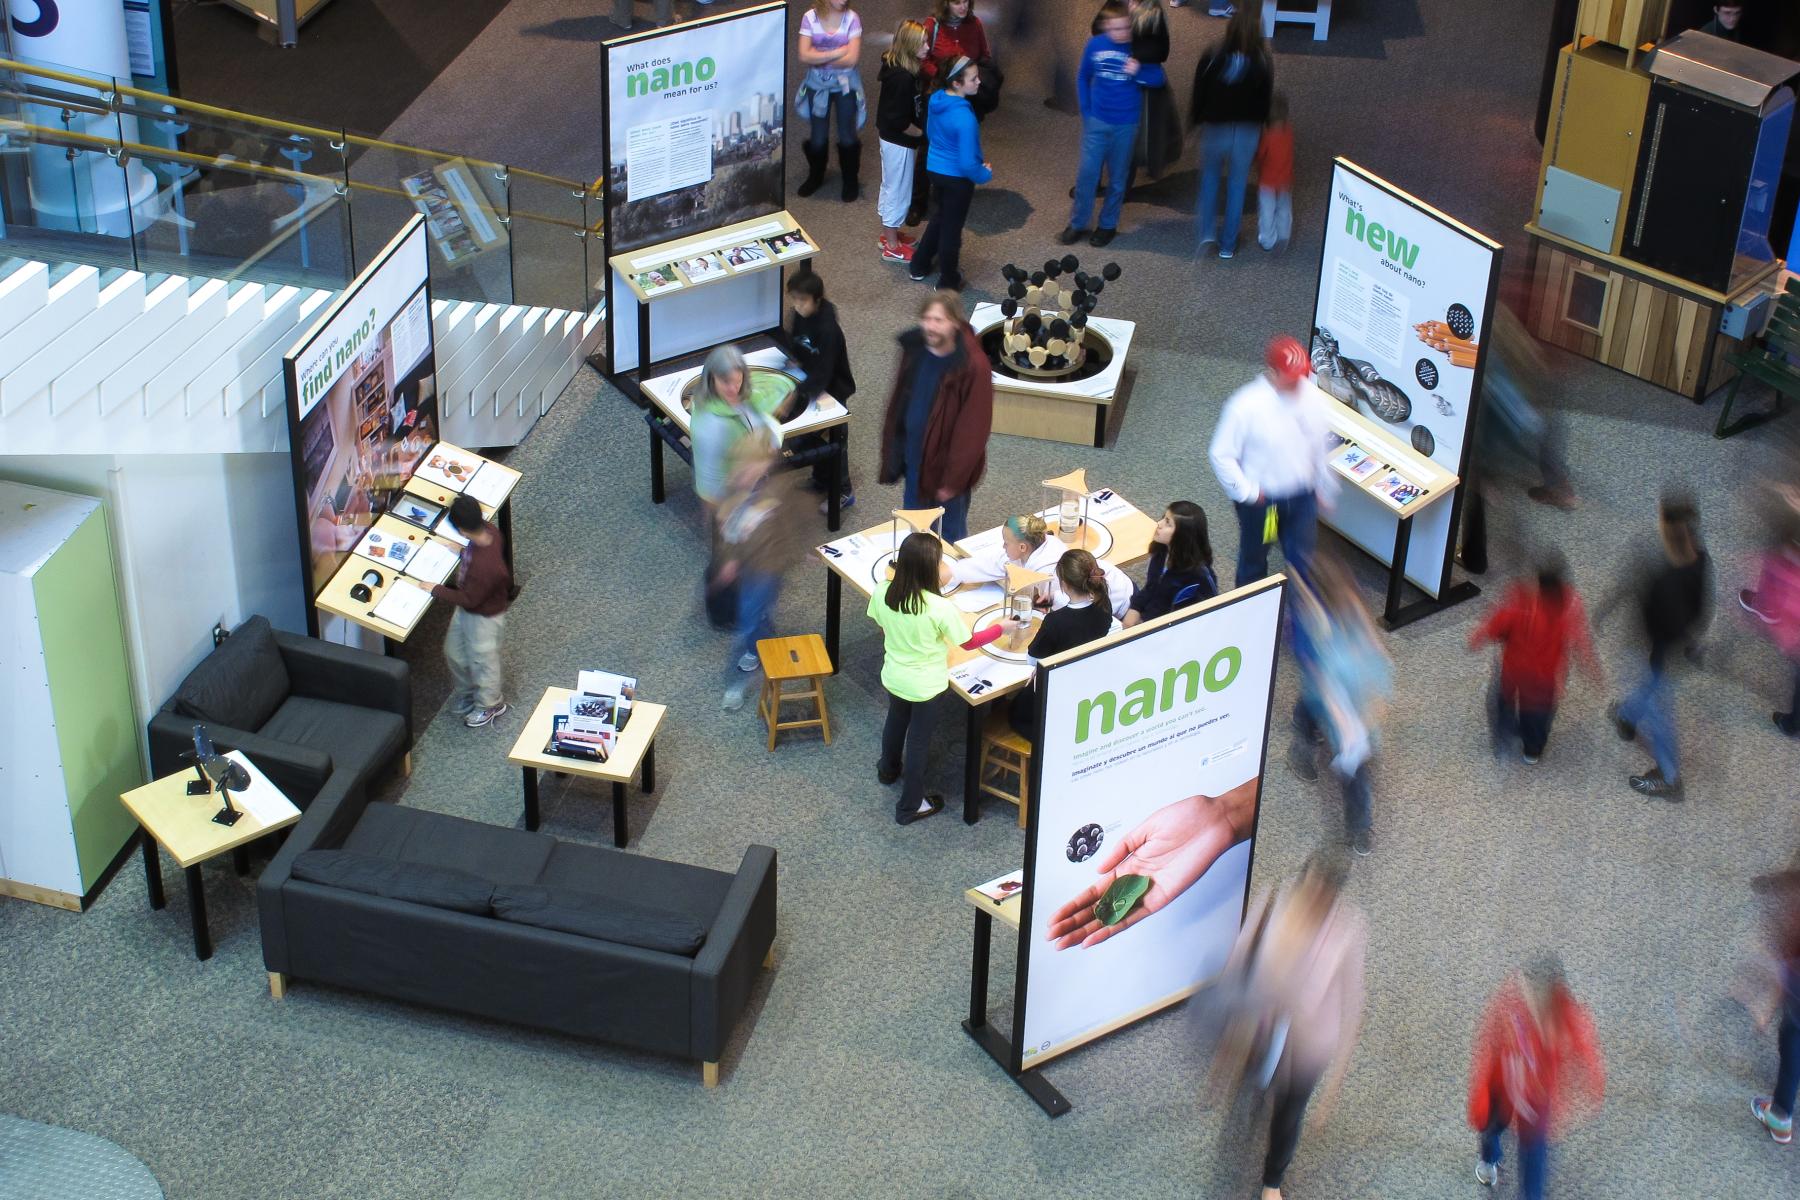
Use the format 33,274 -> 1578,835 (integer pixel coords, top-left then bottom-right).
1060,3 -> 1140,248
907,56 -> 991,292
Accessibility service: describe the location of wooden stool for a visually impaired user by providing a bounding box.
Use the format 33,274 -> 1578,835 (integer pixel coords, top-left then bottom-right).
756,634 -> 833,750
978,710 -> 1033,828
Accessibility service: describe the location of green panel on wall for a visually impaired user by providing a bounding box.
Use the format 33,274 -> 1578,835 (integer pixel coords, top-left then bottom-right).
32,508 -> 141,891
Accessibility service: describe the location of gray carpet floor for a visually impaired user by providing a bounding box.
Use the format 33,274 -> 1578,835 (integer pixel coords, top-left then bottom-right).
4,2 -> 1798,1197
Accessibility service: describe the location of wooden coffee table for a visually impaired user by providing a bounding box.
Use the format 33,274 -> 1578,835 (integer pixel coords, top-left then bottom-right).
506,687 -> 666,847
119,753 -> 301,961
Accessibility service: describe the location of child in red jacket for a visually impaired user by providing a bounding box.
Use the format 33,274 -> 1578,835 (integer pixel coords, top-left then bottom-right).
1468,958 -> 1606,1196
1468,554 -> 1601,764
1254,92 -> 1294,252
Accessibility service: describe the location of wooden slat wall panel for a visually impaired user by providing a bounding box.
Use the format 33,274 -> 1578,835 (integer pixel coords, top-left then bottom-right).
1576,0 -> 1670,50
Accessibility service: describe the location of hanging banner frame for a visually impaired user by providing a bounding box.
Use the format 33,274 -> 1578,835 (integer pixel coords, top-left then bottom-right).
982,577 -> 1283,1110
1309,158 -> 1502,602
599,0 -> 791,375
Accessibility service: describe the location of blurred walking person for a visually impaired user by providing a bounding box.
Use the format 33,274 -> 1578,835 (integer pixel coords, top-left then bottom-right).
1189,6 -> 1271,259
1209,335 -> 1334,588
1468,958 -> 1606,1196
1468,553 -> 1602,764
1601,491 -> 1711,800
1748,863 -> 1800,1144
713,443 -> 807,712
1201,851 -> 1366,1200
1286,556 -> 1391,856
1738,485 -> 1800,736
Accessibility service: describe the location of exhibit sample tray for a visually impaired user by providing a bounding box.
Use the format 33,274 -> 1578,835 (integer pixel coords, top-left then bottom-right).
610,211 -> 819,305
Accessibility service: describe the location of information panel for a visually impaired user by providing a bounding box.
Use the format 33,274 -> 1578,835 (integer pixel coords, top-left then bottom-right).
1014,579 -> 1283,1069
603,2 -> 787,254
283,217 -> 438,605
1311,159 -> 1500,596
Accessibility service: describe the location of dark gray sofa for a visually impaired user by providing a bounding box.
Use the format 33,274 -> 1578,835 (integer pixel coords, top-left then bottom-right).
148,615 -> 411,812
257,783 -> 777,1084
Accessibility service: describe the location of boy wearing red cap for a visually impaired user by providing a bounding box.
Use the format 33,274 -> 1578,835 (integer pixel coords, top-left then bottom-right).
1209,335 -> 1335,588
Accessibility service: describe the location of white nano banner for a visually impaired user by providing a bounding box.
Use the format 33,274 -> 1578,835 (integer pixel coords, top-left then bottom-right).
1014,578 -> 1283,1069
1311,159 -> 1500,596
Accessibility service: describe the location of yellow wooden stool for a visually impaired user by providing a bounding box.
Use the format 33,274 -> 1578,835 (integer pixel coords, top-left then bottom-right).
977,710 -> 1033,827
756,634 -> 833,750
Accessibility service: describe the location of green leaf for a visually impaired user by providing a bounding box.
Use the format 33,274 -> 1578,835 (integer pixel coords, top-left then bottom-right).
1093,874 -> 1151,927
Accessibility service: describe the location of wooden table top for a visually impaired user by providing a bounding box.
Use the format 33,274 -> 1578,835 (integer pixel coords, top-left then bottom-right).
638,346 -> 850,441
758,634 -> 832,680
313,512 -> 446,642
820,493 -> 1158,706
506,686 -> 667,783
964,881 -> 1024,930
120,755 -> 301,869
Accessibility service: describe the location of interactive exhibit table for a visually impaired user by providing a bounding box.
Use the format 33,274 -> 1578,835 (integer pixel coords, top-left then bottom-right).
638,346 -> 852,530
311,442 -> 521,645
968,303 -> 1137,448
816,487 -> 1155,823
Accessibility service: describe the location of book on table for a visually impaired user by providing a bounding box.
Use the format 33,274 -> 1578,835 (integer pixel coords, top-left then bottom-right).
546,714 -> 613,762
973,869 -> 1025,903
576,669 -> 637,730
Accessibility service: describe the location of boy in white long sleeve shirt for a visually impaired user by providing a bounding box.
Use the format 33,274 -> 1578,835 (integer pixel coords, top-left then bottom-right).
1210,335 -> 1336,588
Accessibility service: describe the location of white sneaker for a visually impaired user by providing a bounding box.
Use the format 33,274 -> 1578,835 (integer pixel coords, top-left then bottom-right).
737,651 -> 759,673
723,682 -> 750,711
1475,1160 -> 1498,1187
1208,2 -> 1235,15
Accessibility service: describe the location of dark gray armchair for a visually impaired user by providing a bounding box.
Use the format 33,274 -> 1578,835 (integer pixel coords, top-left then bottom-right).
147,615 -> 412,810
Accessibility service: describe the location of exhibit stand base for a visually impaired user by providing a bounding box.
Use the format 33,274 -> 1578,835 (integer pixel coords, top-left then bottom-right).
970,305 -> 1136,449
963,903 -> 1071,1118
1371,514 -> 1480,631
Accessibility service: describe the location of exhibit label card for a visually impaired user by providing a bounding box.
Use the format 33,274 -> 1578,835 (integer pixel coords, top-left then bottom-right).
1016,581 -> 1283,1068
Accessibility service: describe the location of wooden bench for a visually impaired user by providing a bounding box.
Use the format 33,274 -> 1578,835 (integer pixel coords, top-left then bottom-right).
1716,278 -> 1800,439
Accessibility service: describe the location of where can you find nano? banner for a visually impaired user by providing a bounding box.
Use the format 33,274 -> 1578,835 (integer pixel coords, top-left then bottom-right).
603,1 -> 788,254
1014,580 -> 1283,1069
1311,159 -> 1501,597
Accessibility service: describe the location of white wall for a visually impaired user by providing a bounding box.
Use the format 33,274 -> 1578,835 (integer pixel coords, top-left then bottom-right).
0,453 -> 306,749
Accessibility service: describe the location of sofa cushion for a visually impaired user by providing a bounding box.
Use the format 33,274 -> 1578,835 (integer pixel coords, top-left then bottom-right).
491,884 -> 707,955
259,696 -> 406,794
534,841 -> 734,931
290,849 -> 494,914
344,801 -> 554,884
172,615 -> 289,730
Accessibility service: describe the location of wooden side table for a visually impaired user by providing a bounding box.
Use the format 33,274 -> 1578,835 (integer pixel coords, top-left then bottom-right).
119,753 -> 301,961
506,687 -> 667,847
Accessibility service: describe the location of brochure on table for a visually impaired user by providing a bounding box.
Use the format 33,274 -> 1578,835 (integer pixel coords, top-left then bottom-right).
640,345 -> 846,439
613,213 -> 819,305
1012,578 -> 1283,1070
1321,409 -> 1457,519
545,669 -> 639,763
602,2 -> 792,373
1309,158 -> 1500,596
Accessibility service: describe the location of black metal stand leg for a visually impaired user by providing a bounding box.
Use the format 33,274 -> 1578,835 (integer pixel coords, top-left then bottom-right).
1383,516 -> 1414,625
186,865 -> 212,961
825,571 -> 842,673
612,781 -> 628,848
642,740 -> 657,793
232,845 -> 250,876
826,431 -> 846,532
650,421 -> 666,504
142,829 -> 164,910
968,910 -> 992,1027
522,766 -> 540,831
499,500 -> 516,574
637,300 -> 652,381
963,703 -> 983,825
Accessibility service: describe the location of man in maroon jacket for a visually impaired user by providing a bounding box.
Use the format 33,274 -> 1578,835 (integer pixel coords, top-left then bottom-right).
432,494 -> 512,727
878,290 -> 994,542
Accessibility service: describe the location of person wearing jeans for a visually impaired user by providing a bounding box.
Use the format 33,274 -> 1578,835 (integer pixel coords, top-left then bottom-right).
1060,4 -> 1138,246
432,494 -> 512,729
796,0 -> 866,201
909,56 -> 990,291
1210,335 -> 1333,589
878,290 -> 994,545
1189,6 -> 1271,257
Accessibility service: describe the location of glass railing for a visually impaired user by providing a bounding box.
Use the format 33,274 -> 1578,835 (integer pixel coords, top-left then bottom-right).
0,56 -> 603,311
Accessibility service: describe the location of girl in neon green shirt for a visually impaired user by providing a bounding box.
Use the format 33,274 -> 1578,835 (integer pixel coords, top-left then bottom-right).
868,532 -> 1009,823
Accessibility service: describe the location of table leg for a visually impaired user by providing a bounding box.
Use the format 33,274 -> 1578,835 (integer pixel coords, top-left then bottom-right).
637,300 -> 652,381
500,500 -> 517,577
826,431 -> 845,532
1384,516 -> 1414,625
1092,401 -> 1107,449
963,703 -> 982,825
187,865 -> 212,961
825,570 -> 841,673
968,909 -> 992,1028
522,765 -> 540,831
650,420 -> 666,504
642,740 -> 657,793
142,829 -> 164,910
612,781 -> 628,848
232,845 -> 250,877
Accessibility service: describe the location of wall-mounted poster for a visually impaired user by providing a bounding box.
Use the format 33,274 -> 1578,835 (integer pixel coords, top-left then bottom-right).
1310,159 -> 1500,597
1012,578 -> 1284,1070
603,1 -> 787,254
283,217 -> 438,609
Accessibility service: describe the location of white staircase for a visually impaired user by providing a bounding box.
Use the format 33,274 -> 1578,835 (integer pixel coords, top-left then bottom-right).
0,257 -> 604,456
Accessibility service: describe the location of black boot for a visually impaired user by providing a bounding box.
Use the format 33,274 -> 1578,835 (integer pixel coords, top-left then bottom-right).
838,142 -> 862,202
796,143 -> 828,197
